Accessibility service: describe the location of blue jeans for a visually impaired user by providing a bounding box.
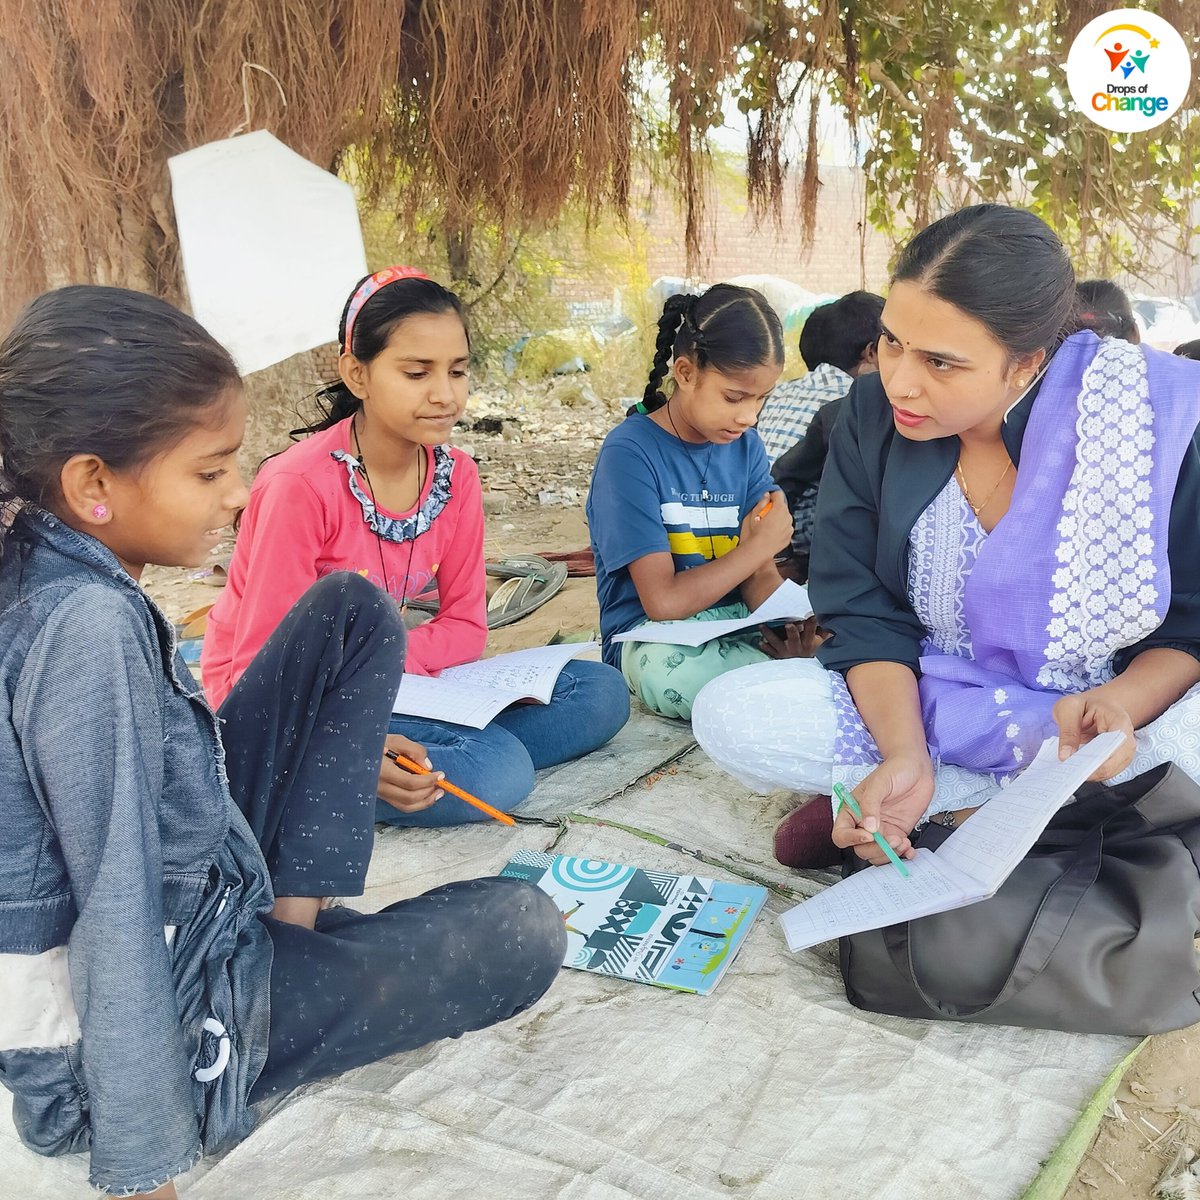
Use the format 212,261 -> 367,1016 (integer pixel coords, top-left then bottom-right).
379,658 -> 630,826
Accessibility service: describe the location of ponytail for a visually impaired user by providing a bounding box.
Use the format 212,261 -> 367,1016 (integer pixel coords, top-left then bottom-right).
291,377 -> 364,440
627,284 -> 784,418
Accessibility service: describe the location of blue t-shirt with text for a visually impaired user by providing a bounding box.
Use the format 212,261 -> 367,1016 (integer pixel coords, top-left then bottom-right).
586,413 -> 777,665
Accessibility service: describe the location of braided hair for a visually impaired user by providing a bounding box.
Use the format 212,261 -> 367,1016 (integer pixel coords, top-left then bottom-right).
629,283 -> 784,417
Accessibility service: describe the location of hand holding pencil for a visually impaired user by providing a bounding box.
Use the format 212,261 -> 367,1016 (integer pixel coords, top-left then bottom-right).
378,734 -> 444,814
378,734 -> 516,826
741,490 -> 792,559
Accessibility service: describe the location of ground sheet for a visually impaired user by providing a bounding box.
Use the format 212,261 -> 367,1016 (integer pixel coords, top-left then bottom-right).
1,710 -> 1135,1199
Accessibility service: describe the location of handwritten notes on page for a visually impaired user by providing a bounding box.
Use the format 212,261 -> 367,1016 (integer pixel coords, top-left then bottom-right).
610,580 -> 812,647
778,731 -> 1123,952
392,642 -> 598,729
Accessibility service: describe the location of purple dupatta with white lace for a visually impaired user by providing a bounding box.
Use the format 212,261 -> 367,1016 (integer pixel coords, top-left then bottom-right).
915,331 -> 1200,775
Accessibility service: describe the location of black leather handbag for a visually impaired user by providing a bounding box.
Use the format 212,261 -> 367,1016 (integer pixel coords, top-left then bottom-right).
839,763 -> 1200,1034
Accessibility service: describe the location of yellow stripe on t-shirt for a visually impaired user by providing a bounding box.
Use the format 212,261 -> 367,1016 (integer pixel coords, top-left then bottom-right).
667,530 -> 739,560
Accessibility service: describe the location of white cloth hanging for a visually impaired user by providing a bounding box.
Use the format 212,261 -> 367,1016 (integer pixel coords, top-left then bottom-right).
169,130 -> 368,375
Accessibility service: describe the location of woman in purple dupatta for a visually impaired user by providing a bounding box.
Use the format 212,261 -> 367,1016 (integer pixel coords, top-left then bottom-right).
693,205 -> 1200,869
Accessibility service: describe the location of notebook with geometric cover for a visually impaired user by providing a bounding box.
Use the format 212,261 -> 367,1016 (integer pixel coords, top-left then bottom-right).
500,851 -> 767,996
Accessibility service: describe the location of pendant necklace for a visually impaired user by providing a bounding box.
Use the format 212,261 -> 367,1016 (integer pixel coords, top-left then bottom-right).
352,413 -> 424,614
955,457 -> 1012,518
665,398 -> 718,557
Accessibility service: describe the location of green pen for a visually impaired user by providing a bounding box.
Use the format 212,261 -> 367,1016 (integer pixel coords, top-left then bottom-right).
832,782 -> 911,878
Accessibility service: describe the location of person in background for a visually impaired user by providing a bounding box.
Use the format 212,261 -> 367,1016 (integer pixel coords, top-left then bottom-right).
1175,339 -> 1200,360
768,291 -> 886,581
756,291 -> 885,465
1075,278 -> 1140,343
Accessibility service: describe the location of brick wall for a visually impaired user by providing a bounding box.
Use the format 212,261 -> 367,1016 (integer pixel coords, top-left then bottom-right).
642,165 -> 892,293
312,342 -> 340,381
548,165 -> 894,308
548,164 -> 1199,309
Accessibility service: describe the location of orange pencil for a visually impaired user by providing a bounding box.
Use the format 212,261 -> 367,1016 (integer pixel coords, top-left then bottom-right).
384,748 -> 516,827
755,496 -> 774,519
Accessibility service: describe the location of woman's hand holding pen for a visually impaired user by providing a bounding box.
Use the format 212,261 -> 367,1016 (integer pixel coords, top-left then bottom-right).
831,751 -> 932,863
377,734 -> 443,813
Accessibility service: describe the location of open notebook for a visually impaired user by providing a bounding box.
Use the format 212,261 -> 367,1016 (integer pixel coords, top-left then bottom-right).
611,579 -> 812,647
779,731 -> 1124,952
392,642 -> 598,729
502,851 -> 767,995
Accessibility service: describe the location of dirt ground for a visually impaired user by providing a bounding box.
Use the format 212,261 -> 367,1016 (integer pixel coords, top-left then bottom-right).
1064,1029 -> 1200,1198
139,392 -> 1200,1200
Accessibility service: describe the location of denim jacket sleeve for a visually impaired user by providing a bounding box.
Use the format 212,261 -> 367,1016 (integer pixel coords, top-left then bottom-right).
13,584 -> 202,1193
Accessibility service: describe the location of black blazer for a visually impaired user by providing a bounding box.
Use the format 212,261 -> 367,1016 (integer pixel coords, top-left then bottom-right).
811,370 -> 1200,677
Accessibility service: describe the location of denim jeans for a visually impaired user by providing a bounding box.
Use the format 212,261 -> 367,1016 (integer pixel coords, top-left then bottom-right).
217,573 -> 565,1102
250,879 -> 565,1100
379,658 -> 630,826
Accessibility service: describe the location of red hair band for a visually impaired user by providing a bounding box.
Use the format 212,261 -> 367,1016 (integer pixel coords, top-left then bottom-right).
342,265 -> 430,354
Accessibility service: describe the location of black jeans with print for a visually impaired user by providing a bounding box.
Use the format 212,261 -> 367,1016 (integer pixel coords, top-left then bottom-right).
215,571 -> 564,1099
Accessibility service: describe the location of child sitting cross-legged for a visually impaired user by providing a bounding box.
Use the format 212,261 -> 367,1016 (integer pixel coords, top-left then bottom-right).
586,283 -> 816,721
202,267 -> 629,826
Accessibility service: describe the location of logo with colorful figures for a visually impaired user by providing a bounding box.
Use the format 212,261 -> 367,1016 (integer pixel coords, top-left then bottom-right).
1065,8 -> 1191,133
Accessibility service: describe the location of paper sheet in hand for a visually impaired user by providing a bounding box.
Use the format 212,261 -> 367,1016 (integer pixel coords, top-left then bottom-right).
501,851 -> 767,995
611,579 -> 812,647
779,731 -> 1124,952
392,642 -> 598,729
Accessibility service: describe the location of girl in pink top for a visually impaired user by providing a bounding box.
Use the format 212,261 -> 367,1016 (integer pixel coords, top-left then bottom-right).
203,269 -> 628,825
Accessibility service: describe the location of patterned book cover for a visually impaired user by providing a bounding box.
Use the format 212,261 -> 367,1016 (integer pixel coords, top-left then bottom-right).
500,851 -> 767,996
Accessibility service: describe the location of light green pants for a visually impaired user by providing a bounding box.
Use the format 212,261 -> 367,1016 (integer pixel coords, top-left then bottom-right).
620,603 -> 771,721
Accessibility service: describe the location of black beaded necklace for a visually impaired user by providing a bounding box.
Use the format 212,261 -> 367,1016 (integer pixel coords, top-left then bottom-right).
351,412 -> 424,615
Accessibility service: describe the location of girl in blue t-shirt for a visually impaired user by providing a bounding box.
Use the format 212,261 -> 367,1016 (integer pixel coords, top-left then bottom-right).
586,283 -> 803,719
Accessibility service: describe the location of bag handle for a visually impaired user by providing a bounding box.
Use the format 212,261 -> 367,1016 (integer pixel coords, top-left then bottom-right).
881,825 -> 1105,1020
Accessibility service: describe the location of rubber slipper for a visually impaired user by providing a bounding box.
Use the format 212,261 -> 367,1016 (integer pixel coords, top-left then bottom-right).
484,555 -> 568,628
192,556 -> 230,587
404,554 -> 568,628
173,604 -> 213,666
175,604 -> 213,641
547,627 -> 598,645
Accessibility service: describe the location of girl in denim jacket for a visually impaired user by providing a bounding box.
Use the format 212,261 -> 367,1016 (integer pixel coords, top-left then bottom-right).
0,287 -> 565,1197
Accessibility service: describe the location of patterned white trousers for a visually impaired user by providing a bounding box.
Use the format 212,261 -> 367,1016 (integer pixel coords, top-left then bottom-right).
693,659 -> 1200,814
